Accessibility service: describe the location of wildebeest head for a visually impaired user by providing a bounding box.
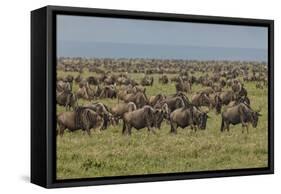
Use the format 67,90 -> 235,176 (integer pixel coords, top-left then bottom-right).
87,76 -> 99,85
192,106 -> 209,130
199,93 -> 211,107
65,75 -> 74,83
198,112 -> 208,130
251,111 -> 262,128
153,109 -> 164,129
106,112 -> 116,127
153,104 -> 170,129
162,103 -> 170,120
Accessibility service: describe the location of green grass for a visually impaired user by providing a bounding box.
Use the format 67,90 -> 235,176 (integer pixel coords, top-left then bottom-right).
56,70 -> 268,179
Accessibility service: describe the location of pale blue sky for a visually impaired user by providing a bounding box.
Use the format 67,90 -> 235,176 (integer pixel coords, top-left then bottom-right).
57,15 -> 268,61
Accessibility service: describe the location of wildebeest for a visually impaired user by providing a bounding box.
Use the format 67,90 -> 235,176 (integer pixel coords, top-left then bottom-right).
57,80 -> 71,93
209,93 -> 223,114
141,75 -> 154,86
227,95 -> 251,107
110,102 -> 137,124
74,74 -> 82,84
153,103 -> 170,129
155,92 -> 191,112
76,83 -> 96,100
256,82 -> 264,89
123,91 -> 149,108
237,85 -> 248,98
170,106 -> 209,134
103,75 -> 116,85
83,102 -> 113,130
56,57 -> 267,139
149,94 -> 166,107
132,85 -> 146,93
220,103 -> 261,133
219,90 -> 236,105
159,74 -> 169,84
175,77 -> 191,93
212,84 -> 222,92
155,96 -> 184,112
199,87 -> 215,96
57,107 -> 103,136
64,75 -> 74,84
117,87 -> 131,102
87,76 -> 99,85
99,85 -> 117,99
56,90 -> 77,110
191,92 -> 211,107
122,105 -> 156,135
231,80 -> 242,93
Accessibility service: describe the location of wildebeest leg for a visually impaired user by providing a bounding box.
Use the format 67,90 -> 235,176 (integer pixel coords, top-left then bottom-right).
245,124 -> 249,134
194,125 -> 197,132
71,95 -> 78,110
241,122 -> 248,133
191,124 -> 197,132
240,114 -> 248,133
170,122 -> 177,134
99,115 -> 108,131
57,123 -> 66,137
122,121 -> 127,135
99,124 -> 104,131
241,123 -> 249,134
86,128 -> 91,136
226,122 -> 230,132
147,127 -> 156,134
147,126 -> 151,133
112,117 -> 118,126
115,117 -> 120,125
128,124 -> 132,135
190,121 -> 194,131
220,117 -> 225,132
65,94 -> 72,111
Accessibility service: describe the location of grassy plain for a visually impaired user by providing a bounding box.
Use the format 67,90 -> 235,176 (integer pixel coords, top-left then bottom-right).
56,70 -> 268,179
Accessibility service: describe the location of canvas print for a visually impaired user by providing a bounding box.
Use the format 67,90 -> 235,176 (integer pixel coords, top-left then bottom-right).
56,15 -> 268,180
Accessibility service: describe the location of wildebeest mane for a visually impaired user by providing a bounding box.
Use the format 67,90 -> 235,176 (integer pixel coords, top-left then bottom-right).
74,106 -> 89,129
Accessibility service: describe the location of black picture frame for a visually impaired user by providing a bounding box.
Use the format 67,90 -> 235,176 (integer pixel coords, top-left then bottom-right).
31,5 -> 274,188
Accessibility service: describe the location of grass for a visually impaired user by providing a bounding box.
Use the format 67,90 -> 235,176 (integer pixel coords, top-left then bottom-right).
56,70 -> 268,179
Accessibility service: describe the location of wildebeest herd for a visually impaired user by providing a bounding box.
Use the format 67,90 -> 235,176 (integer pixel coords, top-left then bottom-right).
56,57 -> 267,137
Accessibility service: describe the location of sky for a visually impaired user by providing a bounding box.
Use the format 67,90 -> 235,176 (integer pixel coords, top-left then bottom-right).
57,15 -> 268,61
